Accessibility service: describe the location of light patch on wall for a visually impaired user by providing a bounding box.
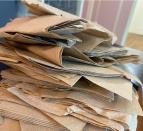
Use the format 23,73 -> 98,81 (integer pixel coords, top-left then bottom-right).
129,0 -> 143,35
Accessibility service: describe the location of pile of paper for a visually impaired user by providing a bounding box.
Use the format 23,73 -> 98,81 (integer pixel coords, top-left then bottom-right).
0,0 -> 142,131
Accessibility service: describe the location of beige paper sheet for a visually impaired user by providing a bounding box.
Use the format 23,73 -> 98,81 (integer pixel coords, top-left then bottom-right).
84,76 -> 133,101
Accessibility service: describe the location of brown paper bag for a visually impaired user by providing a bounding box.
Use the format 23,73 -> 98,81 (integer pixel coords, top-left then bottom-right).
1,69 -> 53,86
70,106 -> 125,131
2,61 -> 68,85
0,45 -> 81,86
22,0 -> 78,18
0,118 -> 21,131
22,0 -> 116,44
0,82 -> 67,129
23,45 -> 93,66
7,85 -> 69,116
0,44 -> 20,62
26,45 -> 63,66
8,84 -> 86,131
3,72 -> 112,101
83,123 -> 106,131
67,90 -> 143,116
0,116 -> 4,125
86,45 -> 140,65
20,121 -> 68,131
15,47 -> 125,78
84,76 -> 133,101
44,112 -> 86,131
0,15 -> 86,39
69,105 -> 132,130
0,32 -> 50,45
0,101 -> 66,128
7,83 -> 140,126
74,33 -> 110,53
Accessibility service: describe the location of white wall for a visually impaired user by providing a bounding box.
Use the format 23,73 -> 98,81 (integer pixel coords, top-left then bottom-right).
129,0 -> 143,35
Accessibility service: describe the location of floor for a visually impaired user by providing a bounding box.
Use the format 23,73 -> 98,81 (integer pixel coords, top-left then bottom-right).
125,33 -> 143,51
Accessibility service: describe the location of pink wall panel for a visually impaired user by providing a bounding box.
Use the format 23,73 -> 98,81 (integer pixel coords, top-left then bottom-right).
115,1 -> 133,44
81,0 -> 134,45
91,1 -> 100,21
96,1 -> 120,31
82,0 -> 89,18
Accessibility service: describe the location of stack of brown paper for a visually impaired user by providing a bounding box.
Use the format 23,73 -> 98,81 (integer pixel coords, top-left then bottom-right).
84,44 -> 140,65
0,0 -> 142,131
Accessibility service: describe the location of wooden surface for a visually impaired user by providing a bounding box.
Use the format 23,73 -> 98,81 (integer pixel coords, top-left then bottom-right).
125,33 -> 143,51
